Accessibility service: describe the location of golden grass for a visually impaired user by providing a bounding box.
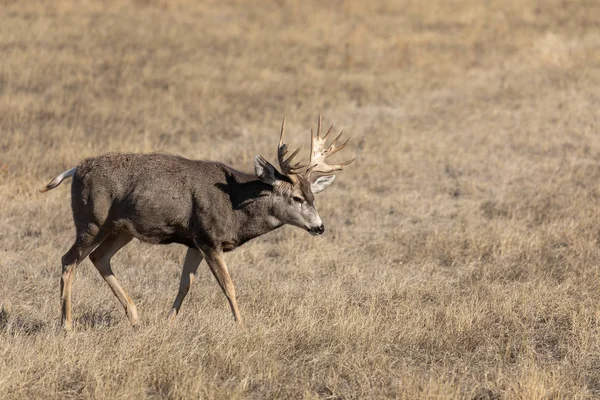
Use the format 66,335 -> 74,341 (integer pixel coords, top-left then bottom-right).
2,0 -> 600,398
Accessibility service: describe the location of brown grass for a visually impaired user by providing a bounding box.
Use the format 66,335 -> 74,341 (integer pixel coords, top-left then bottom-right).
2,0 -> 600,398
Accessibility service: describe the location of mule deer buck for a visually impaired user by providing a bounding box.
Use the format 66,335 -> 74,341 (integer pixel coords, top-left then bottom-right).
41,116 -> 354,330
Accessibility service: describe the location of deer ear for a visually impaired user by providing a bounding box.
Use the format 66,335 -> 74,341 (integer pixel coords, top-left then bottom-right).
311,175 -> 335,194
255,155 -> 284,186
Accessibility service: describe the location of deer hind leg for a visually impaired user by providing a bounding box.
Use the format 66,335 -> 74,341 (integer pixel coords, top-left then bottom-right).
167,247 -> 204,323
61,233 -> 103,331
88,231 -> 139,326
203,250 -> 243,326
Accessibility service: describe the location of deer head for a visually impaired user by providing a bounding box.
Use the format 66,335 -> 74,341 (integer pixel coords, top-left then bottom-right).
254,115 -> 355,235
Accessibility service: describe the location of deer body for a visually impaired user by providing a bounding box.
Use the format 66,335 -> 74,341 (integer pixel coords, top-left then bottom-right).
42,117 -> 354,330
73,152 -> 283,251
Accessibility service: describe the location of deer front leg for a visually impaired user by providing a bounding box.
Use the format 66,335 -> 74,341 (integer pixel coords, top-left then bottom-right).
167,247 -> 203,323
203,249 -> 243,326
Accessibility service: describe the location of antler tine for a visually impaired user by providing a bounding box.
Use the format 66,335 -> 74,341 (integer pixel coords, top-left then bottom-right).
284,145 -> 304,169
326,129 -> 350,156
307,157 -> 355,176
316,114 -> 322,138
278,117 -> 286,148
277,117 -> 306,177
324,123 -> 334,139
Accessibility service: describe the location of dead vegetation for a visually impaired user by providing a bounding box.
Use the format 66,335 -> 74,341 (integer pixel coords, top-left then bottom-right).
2,0 -> 600,398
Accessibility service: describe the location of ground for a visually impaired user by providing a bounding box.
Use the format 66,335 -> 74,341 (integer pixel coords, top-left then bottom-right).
2,0 -> 600,398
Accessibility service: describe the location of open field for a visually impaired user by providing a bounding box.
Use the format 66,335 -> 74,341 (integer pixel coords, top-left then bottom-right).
2,0 -> 600,398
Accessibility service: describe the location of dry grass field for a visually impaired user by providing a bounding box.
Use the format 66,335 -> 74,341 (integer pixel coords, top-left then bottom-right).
2,0 -> 600,398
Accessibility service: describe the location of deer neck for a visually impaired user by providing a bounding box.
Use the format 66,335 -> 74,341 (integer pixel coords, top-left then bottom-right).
229,179 -> 283,244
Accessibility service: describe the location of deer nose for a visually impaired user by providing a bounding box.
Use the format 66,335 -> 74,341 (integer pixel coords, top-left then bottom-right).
308,224 -> 325,235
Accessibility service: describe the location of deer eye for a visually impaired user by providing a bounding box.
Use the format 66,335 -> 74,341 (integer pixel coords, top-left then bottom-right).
292,196 -> 304,204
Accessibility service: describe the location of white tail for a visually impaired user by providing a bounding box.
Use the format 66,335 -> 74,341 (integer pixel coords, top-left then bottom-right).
39,168 -> 76,192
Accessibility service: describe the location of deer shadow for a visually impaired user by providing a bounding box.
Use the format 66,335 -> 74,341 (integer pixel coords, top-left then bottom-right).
0,306 -> 45,336
75,308 -> 121,329
0,305 -> 123,336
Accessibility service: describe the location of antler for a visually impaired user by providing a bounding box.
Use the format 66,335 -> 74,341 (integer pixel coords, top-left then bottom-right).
305,115 -> 355,181
277,118 -> 306,178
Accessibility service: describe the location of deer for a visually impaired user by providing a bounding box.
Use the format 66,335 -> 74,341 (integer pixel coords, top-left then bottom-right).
40,116 -> 354,330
